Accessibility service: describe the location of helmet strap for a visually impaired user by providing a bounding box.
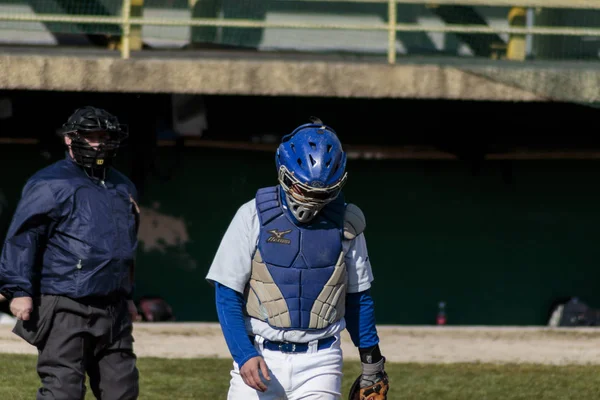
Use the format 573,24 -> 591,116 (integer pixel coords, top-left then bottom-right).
82,165 -> 107,181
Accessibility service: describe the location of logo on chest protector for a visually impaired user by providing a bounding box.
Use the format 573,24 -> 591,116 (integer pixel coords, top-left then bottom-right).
267,229 -> 292,245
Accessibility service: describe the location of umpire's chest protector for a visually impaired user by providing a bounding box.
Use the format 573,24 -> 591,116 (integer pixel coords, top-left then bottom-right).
244,186 -> 348,330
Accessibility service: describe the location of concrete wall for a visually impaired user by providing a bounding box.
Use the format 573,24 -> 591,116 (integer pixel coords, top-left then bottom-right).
1,2 -> 599,102
0,51 -> 567,101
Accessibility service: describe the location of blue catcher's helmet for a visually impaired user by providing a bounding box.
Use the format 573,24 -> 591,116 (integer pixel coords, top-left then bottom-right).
276,117 -> 348,223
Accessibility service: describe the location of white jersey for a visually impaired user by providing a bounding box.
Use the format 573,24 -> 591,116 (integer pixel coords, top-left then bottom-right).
206,198 -> 374,343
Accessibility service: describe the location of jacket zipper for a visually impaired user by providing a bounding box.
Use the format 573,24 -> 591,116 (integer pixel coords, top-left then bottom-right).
75,259 -> 82,297
101,179 -> 121,293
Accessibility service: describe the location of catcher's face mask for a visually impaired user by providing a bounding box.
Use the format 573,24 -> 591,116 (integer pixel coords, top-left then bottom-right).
275,117 -> 348,224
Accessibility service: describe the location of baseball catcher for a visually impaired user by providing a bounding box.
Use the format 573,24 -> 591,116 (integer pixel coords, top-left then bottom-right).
206,117 -> 389,399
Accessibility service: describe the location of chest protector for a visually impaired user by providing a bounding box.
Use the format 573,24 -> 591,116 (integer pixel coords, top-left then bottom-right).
244,186 -> 347,330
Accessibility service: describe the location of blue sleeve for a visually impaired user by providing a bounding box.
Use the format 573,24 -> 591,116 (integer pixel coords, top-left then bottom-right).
345,289 -> 380,348
0,180 -> 57,299
215,282 -> 260,367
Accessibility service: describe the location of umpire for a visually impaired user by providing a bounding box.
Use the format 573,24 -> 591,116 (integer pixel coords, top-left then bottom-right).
0,106 -> 140,399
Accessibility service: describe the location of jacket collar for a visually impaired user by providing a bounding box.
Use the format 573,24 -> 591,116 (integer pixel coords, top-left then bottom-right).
64,152 -> 109,183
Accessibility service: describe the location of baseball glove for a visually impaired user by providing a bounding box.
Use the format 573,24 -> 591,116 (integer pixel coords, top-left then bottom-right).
348,370 -> 389,400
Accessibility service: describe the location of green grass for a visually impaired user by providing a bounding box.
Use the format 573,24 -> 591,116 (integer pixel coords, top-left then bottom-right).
1,354 -> 599,399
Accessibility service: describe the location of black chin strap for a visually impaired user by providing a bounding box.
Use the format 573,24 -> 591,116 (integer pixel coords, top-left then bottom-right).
83,166 -> 107,182
67,144 -> 108,182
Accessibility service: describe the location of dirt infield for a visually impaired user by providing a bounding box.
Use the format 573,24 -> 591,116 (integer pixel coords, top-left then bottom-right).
2,323 -> 600,365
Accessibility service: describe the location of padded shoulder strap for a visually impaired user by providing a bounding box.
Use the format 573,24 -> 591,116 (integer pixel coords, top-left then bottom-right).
343,203 -> 366,240
255,186 -> 283,226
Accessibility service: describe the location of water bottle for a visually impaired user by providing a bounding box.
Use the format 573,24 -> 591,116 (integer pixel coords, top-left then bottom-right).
436,301 -> 447,325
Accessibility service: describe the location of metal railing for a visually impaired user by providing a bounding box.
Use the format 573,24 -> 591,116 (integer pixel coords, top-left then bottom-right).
0,0 -> 598,62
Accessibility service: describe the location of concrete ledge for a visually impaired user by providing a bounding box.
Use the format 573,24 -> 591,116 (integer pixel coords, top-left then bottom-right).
460,63 -> 600,104
1,49 -> 596,102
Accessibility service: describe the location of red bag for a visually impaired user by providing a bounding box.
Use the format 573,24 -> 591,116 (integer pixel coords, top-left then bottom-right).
139,297 -> 175,322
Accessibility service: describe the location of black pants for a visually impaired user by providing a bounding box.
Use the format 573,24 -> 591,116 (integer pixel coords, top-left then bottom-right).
14,295 -> 139,400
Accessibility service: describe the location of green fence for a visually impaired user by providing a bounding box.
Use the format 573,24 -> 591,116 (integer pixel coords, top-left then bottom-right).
1,144 -> 599,325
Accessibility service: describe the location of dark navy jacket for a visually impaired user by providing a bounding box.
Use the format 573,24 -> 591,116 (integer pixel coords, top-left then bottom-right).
0,154 -> 139,300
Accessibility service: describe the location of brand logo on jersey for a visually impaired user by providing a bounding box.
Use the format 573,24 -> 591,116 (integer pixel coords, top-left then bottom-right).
267,229 -> 292,245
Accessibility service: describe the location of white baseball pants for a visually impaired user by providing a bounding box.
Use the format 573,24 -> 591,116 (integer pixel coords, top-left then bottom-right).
227,334 -> 343,400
